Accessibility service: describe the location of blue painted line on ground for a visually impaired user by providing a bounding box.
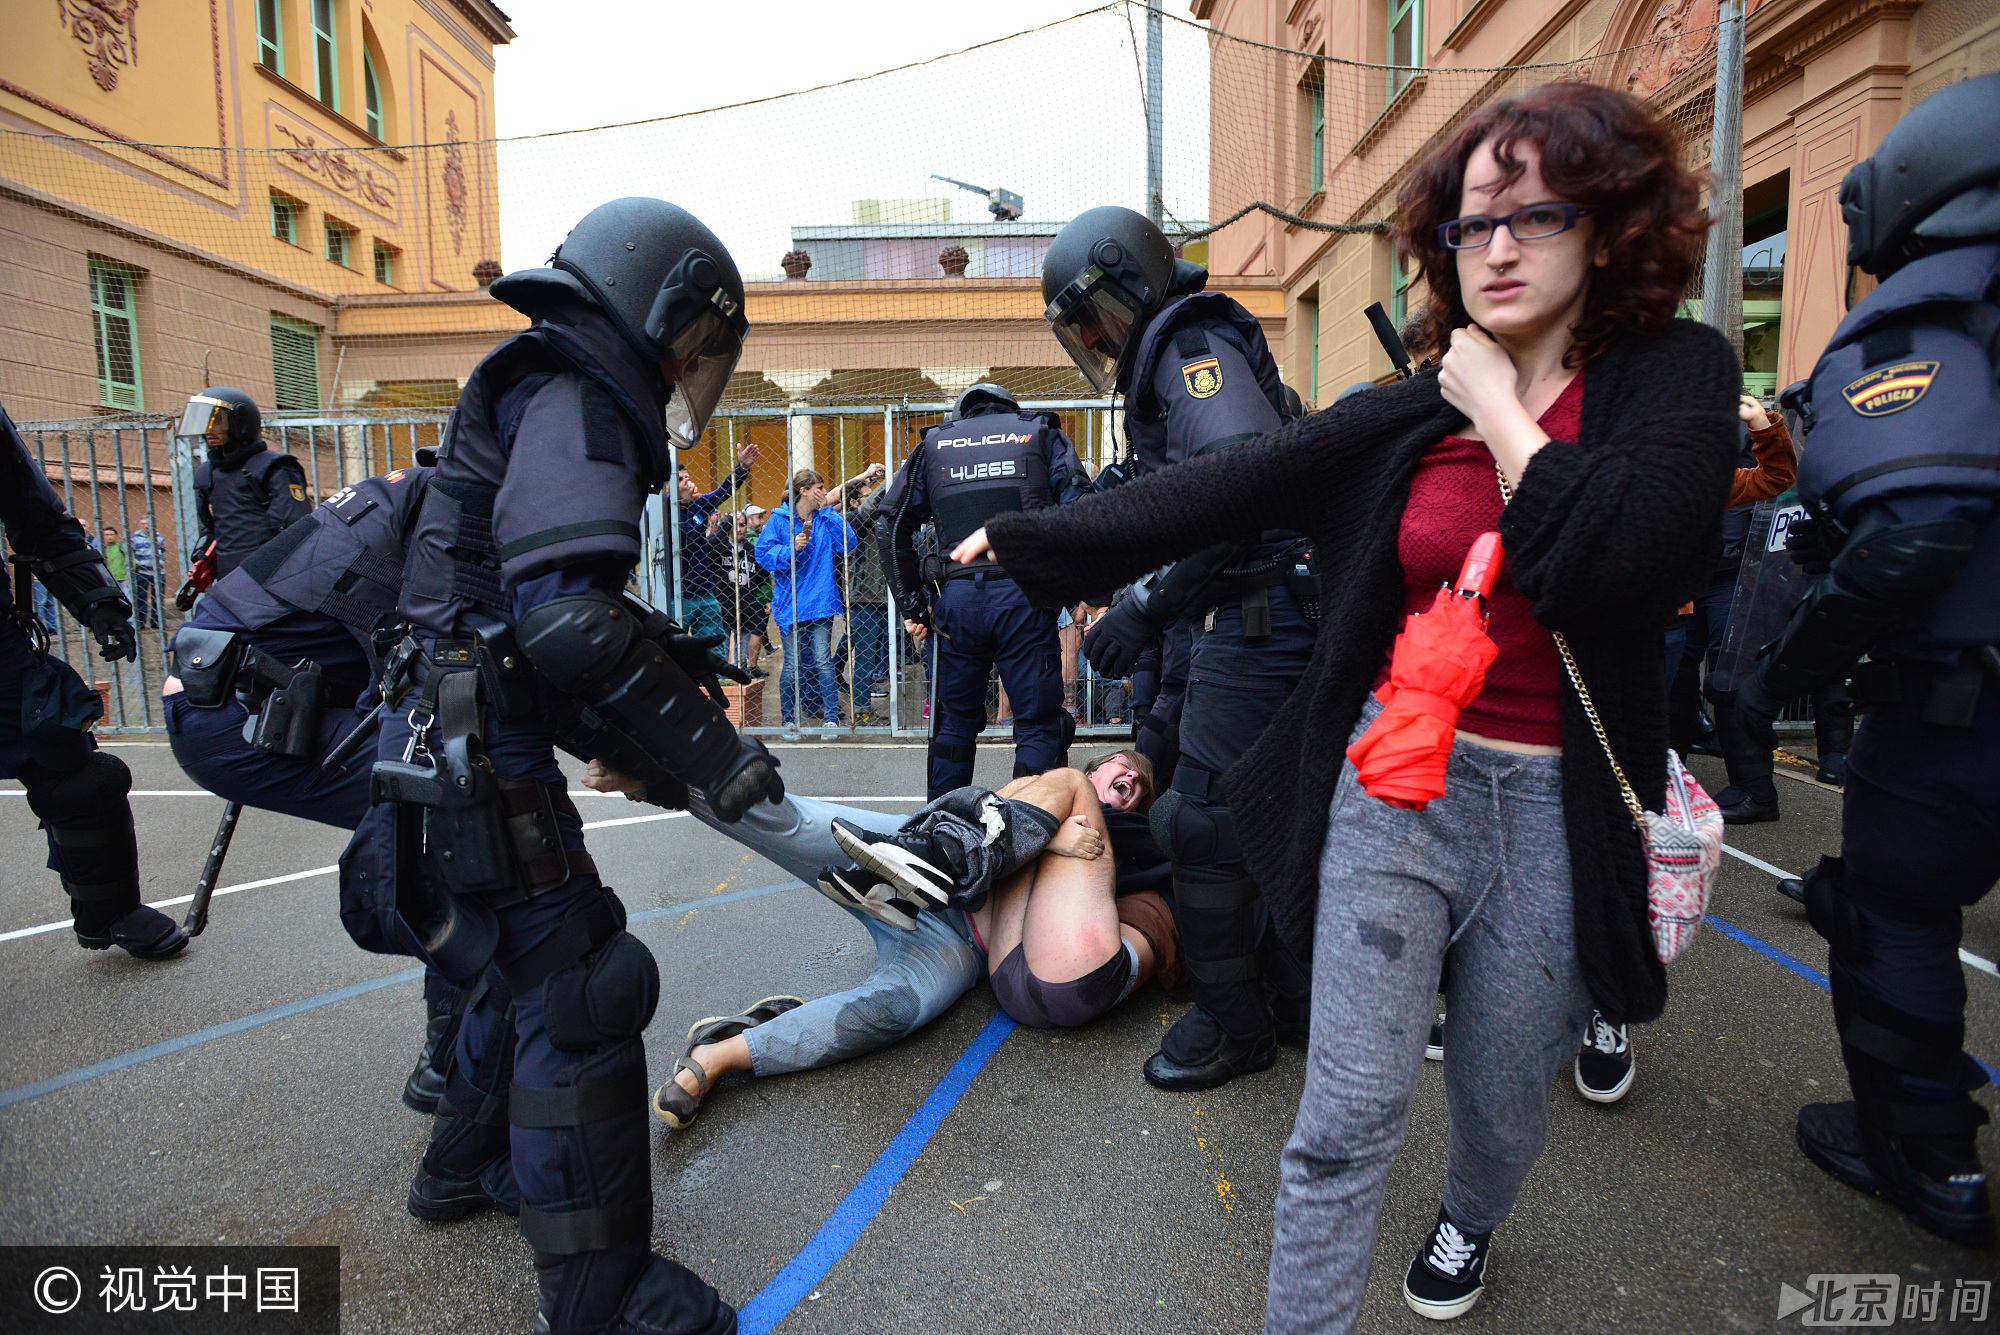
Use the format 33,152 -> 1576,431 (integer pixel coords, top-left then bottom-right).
0,881 -> 809,1112
0,968 -> 425,1111
738,1011 -> 1019,1335
1708,914 -> 2000,1086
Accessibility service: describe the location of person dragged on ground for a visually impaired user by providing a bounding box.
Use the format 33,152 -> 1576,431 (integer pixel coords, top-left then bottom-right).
579,750 -> 1180,1129
953,81 -> 1739,1331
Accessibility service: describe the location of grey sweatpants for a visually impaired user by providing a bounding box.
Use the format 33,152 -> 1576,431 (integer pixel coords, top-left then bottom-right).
1265,704 -> 1593,1335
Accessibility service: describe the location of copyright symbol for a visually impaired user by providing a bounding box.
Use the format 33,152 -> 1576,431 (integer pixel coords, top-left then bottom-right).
33,1265 -> 80,1314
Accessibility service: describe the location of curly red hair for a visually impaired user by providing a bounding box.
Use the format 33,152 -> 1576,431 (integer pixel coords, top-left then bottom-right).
1393,81 -> 1708,369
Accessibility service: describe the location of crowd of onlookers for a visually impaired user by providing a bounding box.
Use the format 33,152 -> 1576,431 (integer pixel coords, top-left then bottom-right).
676,456 -> 1117,739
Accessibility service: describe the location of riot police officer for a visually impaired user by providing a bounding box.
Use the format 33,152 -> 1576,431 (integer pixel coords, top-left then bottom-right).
886,381 -> 1087,798
180,387 -> 314,579
1040,205 -> 1315,1092
164,463 -> 466,1116
1739,72 -> 2000,1248
0,404 -> 182,958
345,197 -> 780,1335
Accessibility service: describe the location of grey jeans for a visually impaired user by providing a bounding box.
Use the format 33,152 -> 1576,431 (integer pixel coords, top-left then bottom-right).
1265,703 -> 1592,1335
743,905 -> 982,1076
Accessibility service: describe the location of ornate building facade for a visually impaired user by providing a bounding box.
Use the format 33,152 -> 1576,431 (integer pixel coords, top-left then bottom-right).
0,0 -> 519,424
1194,0 -> 1999,403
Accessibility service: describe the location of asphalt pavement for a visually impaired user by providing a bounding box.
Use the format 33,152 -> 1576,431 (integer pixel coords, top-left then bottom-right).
0,740 -> 1994,1333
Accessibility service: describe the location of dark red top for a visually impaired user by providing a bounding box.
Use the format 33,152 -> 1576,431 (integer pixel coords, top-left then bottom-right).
1374,374 -> 1586,746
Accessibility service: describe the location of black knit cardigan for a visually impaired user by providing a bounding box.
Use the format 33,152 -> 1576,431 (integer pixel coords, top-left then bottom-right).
988,319 -> 1740,1025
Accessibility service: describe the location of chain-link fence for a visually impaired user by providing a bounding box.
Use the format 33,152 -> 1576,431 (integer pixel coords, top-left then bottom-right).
16,403 -> 1148,741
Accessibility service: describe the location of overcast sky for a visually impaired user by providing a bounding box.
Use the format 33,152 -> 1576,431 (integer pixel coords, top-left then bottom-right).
489,1 -> 1211,277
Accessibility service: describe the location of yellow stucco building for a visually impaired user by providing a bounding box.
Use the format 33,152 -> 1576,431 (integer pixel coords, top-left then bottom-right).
0,0 -> 521,425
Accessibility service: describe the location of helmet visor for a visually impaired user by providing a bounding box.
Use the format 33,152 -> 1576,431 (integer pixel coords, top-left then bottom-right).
1045,269 -> 1140,393
662,309 -> 744,449
175,395 -> 233,441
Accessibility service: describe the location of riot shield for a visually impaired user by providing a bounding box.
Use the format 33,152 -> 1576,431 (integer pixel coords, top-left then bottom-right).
1709,491 -> 1813,694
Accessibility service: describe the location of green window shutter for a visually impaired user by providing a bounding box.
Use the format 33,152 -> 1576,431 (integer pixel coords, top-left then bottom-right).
364,52 -> 383,140
312,0 -> 339,110
89,260 -> 142,411
257,0 -> 282,73
1309,77 -> 1325,191
271,316 -> 321,411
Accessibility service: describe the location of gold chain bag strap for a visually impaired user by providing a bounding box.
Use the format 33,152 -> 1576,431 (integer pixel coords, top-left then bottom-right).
1495,464 -> 1722,964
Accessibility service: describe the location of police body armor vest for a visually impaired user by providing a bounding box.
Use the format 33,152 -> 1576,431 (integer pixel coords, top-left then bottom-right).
1122,292 -> 1287,477
1122,292 -> 1305,594
397,337 -> 561,636
1799,241 -> 2000,650
203,467 -> 433,680
196,446 -> 302,578
916,409 -> 1057,552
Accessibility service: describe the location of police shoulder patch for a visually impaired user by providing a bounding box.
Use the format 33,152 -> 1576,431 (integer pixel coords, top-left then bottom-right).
1181,357 -> 1223,400
288,483 -> 307,501
1842,360 -> 1939,417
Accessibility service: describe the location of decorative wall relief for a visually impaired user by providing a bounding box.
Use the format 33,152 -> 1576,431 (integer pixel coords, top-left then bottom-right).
270,112 -> 400,221
441,110 -> 468,255
58,0 -> 140,93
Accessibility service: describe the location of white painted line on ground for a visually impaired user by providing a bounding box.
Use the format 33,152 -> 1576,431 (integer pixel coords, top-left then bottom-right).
1720,843 -> 1795,881
0,798 -> 929,944
1722,843 -> 1999,980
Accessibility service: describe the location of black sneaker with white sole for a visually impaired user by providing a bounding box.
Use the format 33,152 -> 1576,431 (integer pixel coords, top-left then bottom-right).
815,864 -> 928,932
1426,1011 -> 1446,1062
1402,1206 -> 1490,1320
831,818 -> 957,911
1575,1010 -> 1635,1103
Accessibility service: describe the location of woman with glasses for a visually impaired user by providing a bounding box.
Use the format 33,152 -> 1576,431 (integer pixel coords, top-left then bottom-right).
954,83 -> 1739,1329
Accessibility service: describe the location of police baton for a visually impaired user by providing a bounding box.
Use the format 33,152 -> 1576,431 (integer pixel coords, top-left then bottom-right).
321,698 -> 387,773
1363,302 -> 1414,381
182,800 -> 242,937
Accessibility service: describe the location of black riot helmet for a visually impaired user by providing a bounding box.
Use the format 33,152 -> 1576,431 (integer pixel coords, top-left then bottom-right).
490,197 -> 748,447
175,387 -> 262,464
953,382 -> 1018,419
1840,72 -> 2000,277
1043,206 -> 1206,392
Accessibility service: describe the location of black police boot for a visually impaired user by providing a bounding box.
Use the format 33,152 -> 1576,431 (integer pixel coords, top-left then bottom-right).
533,1247 -> 735,1335
1796,1100 -> 1994,1248
1144,1002 -> 1276,1092
1715,780 -> 1780,824
1776,878 -> 1807,905
403,982 -> 466,1115
1816,752 -> 1848,786
75,903 -> 188,960
409,1012 -> 517,1222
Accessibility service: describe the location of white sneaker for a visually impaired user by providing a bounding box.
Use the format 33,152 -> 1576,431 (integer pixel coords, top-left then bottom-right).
1426,1011 -> 1446,1062
821,720 -> 841,741
780,723 -> 800,742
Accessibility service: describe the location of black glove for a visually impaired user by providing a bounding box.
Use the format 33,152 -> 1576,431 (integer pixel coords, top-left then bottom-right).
664,627 -> 749,685
1784,516 -> 1839,576
1083,593 -> 1163,679
87,604 -> 138,662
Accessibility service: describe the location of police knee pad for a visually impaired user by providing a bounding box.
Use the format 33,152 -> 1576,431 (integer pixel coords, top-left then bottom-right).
544,931 -> 660,1054
1150,787 -> 1238,869
23,749 -> 131,822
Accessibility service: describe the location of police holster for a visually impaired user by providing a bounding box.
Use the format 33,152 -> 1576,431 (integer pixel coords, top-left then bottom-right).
173,625 -> 326,759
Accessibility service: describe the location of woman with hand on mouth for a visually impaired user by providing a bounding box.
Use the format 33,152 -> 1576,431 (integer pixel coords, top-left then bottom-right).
953,81 -> 1740,1331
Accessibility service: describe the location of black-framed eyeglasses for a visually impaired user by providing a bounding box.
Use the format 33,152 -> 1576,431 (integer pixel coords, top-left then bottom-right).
1439,202 -> 1598,250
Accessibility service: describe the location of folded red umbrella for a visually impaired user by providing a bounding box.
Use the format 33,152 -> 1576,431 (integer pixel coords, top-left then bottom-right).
1345,532 -> 1505,810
